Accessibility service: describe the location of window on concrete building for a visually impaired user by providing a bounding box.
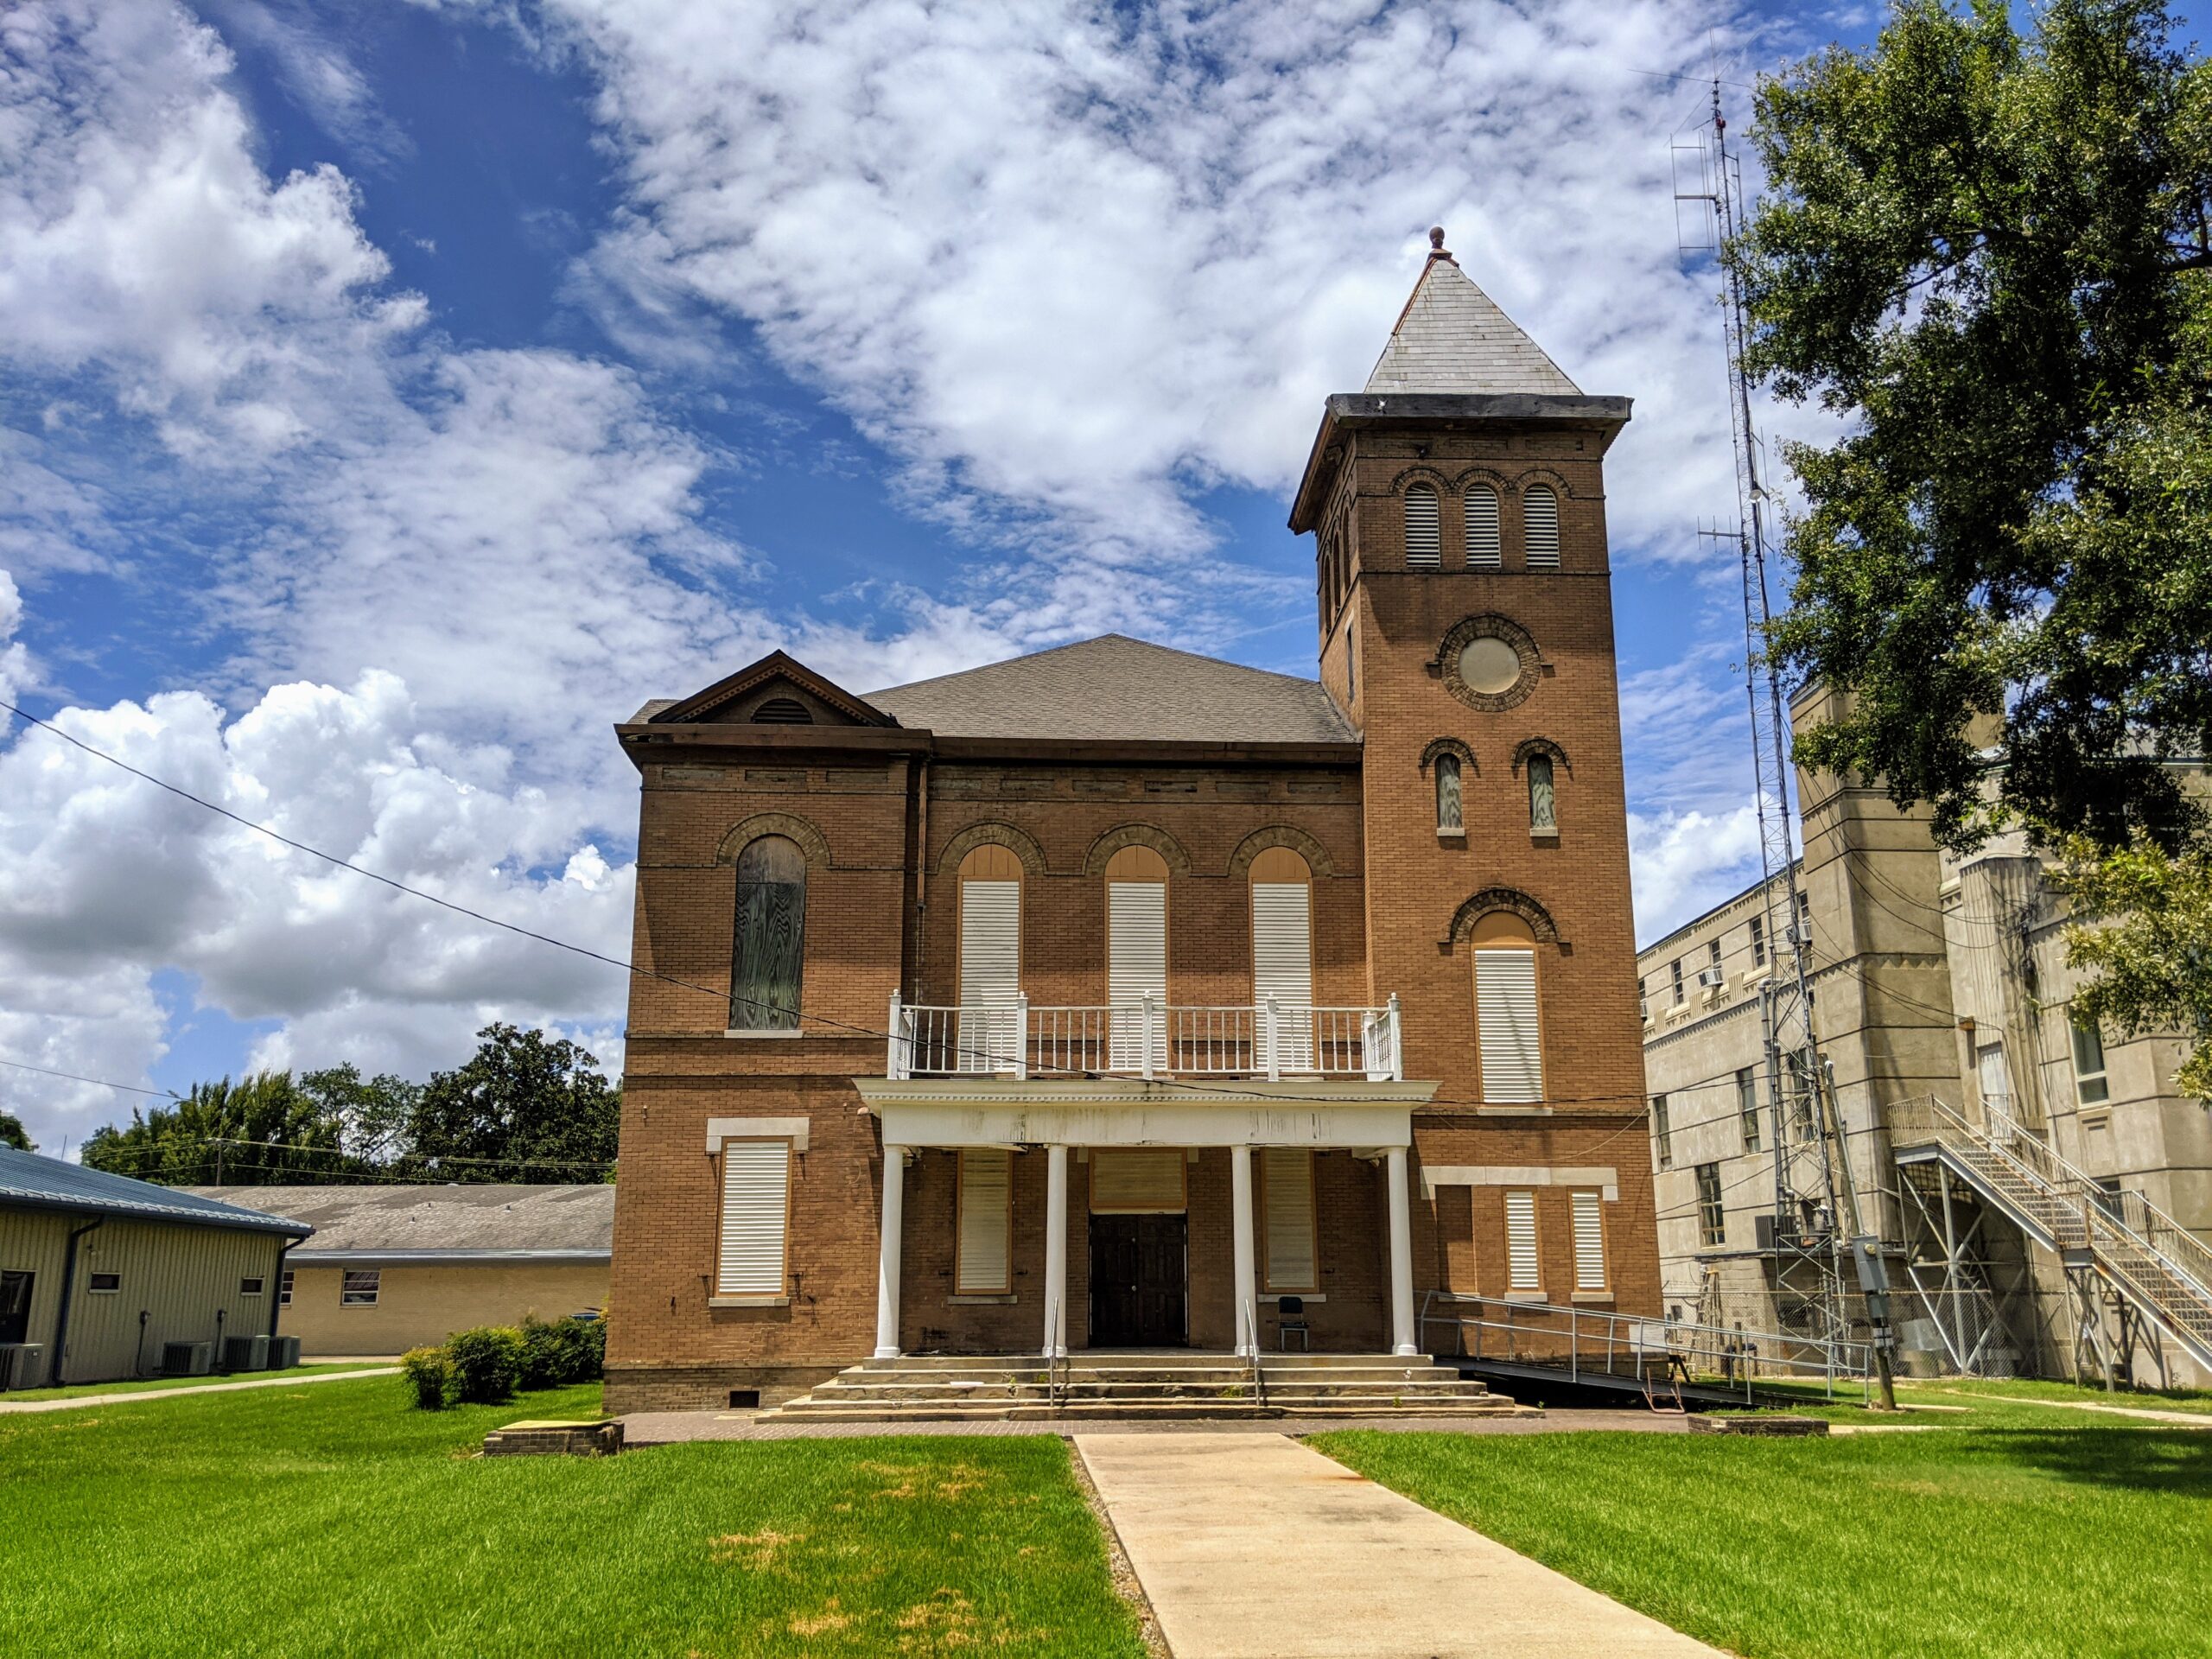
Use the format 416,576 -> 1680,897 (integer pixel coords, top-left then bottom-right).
1707,939 -> 1722,975
1976,1041 -> 2012,1119
1251,848 -> 1315,1072
959,844 -> 1025,1071
1653,1094 -> 1672,1169
1695,1163 -> 1726,1247
1106,846 -> 1169,1071
1471,912 -> 1543,1103
2070,1015 -> 2110,1107
1522,484 -> 1560,569
1464,485 -> 1502,569
1403,483 -> 1441,569
731,834 -> 806,1032
340,1270 -> 380,1306
1262,1148 -> 1319,1293
1670,959 -> 1684,1005
956,1149 -> 1013,1294
87,1271 -> 121,1294
1570,1190 -> 1607,1292
1738,1066 -> 1761,1152
280,1269 -> 294,1307
1750,913 -> 1766,967
1504,1191 -> 1541,1292
1796,890 -> 1813,946
239,1276 -> 264,1296
715,1141 -> 791,1298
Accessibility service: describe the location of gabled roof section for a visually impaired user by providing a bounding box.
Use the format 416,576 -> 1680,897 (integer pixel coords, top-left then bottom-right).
1,1147 -> 313,1236
642,650 -> 898,727
189,1184 -> 613,1260
1363,233 -> 1582,397
866,635 -> 1356,745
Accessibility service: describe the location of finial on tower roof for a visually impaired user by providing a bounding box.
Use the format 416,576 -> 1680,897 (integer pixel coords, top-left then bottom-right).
1427,226 -> 1456,265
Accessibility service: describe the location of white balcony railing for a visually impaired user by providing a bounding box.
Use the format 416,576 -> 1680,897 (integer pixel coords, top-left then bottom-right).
885,993 -> 1402,1083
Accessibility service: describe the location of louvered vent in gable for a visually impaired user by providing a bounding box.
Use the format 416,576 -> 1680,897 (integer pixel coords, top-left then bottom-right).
1464,486 -> 1502,569
752,696 -> 814,724
1522,485 -> 1560,569
1403,484 -> 1441,569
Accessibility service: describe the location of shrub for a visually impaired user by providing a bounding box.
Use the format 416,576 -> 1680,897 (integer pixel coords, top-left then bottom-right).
400,1347 -> 453,1411
517,1313 -> 606,1389
444,1325 -> 526,1405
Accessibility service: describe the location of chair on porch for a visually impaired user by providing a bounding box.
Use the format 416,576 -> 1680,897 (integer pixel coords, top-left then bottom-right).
1274,1296 -> 1312,1352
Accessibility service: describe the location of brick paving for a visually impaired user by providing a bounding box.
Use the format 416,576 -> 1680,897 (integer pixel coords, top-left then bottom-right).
620,1406 -> 1683,1446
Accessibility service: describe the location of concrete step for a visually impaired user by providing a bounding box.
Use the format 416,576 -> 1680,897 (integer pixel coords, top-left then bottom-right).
807,1379 -> 1491,1406
765,1397 -> 1526,1423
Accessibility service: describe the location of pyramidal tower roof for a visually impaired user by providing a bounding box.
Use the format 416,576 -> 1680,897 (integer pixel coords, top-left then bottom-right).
1363,230 -> 1581,397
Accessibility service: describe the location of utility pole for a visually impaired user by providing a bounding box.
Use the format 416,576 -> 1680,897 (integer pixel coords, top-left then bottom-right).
1678,79 -> 1897,1408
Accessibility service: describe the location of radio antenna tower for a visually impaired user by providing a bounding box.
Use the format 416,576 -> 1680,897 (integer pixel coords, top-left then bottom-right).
1674,75 -> 1897,1406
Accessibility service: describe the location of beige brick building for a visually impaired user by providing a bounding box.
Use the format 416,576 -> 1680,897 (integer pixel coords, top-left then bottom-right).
605,237 -> 1662,1410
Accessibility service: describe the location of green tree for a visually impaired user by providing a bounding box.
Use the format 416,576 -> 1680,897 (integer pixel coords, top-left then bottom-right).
2058,836 -> 2212,1096
0,1109 -> 33,1152
1736,0 -> 2212,1089
296,1064 -> 422,1167
400,1024 -> 618,1181
80,1071 -> 353,1185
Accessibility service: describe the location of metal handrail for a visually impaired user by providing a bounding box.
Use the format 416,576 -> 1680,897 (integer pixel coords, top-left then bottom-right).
883,994 -> 1402,1083
1417,1289 -> 1871,1404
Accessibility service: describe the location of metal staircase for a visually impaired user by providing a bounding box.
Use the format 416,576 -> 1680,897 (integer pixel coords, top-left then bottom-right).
1888,1096 -> 2212,1374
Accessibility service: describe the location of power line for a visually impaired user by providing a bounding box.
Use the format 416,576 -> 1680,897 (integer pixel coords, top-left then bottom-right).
0,1055 -> 176,1099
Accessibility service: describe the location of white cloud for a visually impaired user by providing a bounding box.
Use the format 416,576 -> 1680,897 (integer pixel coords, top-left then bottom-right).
1629,804 -> 1764,946
0,570 -> 29,709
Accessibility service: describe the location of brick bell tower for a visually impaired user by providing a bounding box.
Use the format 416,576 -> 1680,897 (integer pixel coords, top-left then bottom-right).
1290,231 -> 1652,1261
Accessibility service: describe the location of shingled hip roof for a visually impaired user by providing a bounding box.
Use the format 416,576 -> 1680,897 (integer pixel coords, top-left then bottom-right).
1363,251 -> 1582,397
1,1147 -> 313,1236
186,1183 -> 614,1263
865,634 -> 1356,744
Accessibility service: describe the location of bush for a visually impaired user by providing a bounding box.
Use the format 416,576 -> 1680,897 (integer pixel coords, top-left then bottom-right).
517,1313 -> 607,1389
444,1325 -> 526,1405
400,1347 -> 453,1411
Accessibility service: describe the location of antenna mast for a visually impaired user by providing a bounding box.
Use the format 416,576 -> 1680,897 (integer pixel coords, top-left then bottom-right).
1675,78 -> 1896,1405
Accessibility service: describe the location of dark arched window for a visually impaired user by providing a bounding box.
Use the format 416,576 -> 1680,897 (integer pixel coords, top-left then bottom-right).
732,836 -> 806,1030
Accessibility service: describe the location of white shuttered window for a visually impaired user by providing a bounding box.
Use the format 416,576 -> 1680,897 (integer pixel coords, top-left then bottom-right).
1108,880 -> 1167,1070
1403,485 -> 1441,569
1505,1191 -> 1541,1292
1262,1148 -> 1318,1291
1570,1191 -> 1606,1291
1252,882 -> 1314,1071
1464,486 -> 1502,568
1522,485 -> 1560,569
717,1141 -> 791,1296
959,878 -> 1021,1071
957,1149 -> 1012,1294
1475,947 -> 1543,1103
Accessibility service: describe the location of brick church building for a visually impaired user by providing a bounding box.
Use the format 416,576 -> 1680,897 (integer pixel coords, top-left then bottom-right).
603,234 -> 1659,1410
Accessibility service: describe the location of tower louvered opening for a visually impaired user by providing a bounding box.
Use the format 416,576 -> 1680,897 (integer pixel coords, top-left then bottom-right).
1403,485 -> 1441,569
1522,485 -> 1560,569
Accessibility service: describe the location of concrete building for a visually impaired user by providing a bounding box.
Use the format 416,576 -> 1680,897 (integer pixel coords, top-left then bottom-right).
0,1148 -> 311,1387
604,234 -> 1663,1412
1637,688 -> 2212,1387
193,1185 -> 613,1357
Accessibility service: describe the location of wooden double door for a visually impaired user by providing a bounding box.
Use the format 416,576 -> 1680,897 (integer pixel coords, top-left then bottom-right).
1089,1214 -> 1188,1346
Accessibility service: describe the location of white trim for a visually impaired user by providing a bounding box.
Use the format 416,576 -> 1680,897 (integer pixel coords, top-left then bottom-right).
868,1098 -> 1417,1150
1421,1165 -> 1618,1202
709,1294 -> 790,1308
705,1116 -> 810,1154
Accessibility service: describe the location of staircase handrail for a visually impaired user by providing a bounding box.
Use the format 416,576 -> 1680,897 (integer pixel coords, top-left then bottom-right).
1890,1095 -> 2212,1311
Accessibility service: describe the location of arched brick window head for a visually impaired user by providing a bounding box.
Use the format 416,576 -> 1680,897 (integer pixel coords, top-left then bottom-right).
732,836 -> 806,1031
1403,484 -> 1441,569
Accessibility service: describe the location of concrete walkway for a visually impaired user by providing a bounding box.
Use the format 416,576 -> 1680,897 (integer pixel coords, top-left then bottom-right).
1077,1431 -> 1722,1659
0,1367 -> 395,1414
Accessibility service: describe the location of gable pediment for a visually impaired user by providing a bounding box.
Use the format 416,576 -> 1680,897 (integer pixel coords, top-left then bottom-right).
650,652 -> 898,728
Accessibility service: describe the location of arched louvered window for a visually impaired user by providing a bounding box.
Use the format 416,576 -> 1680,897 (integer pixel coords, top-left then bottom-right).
1464,486 -> 1502,569
752,696 -> 813,723
1250,847 -> 1314,1071
1471,911 -> 1543,1103
1403,484 -> 1441,569
1106,845 -> 1168,1070
958,844 -> 1023,1072
1435,753 -> 1464,835
1522,485 -> 1560,569
731,836 -> 806,1031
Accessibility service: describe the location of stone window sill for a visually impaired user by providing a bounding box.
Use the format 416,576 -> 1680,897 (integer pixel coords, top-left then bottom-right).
1503,1290 -> 1548,1304
1262,1292 -> 1324,1304
725,1028 -> 803,1039
949,1294 -> 1018,1305
1570,1290 -> 1616,1305
1530,828 -> 1560,842
1475,1104 -> 1553,1117
1437,827 -> 1465,840
708,1294 -> 790,1308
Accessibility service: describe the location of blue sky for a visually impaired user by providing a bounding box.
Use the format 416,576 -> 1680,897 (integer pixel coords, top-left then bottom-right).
3,0 -> 2119,1150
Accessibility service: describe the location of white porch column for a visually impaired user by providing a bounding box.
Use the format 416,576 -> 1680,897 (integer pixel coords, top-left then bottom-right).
874,1145 -> 906,1359
1230,1144 -> 1258,1358
1043,1143 -> 1069,1358
1386,1145 -> 1417,1356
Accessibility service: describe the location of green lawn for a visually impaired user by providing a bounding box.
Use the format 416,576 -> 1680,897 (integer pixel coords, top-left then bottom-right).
0,1376 -> 1145,1657
1928,1374 -> 2212,1415
1313,1421 -> 2212,1659
1,1363 -> 387,1403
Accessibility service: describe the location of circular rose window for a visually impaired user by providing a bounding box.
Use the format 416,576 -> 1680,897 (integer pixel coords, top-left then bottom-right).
1439,615 -> 1540,711
1457,637 -> 1522,696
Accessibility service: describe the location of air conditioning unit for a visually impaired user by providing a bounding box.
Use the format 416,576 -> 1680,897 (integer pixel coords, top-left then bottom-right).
266,1334 -> 301,1370
1696,966 -> 1726,988
0,1343 -> 45,1390
220,1334 -> 269,1373
162,1340 -> 213,1376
